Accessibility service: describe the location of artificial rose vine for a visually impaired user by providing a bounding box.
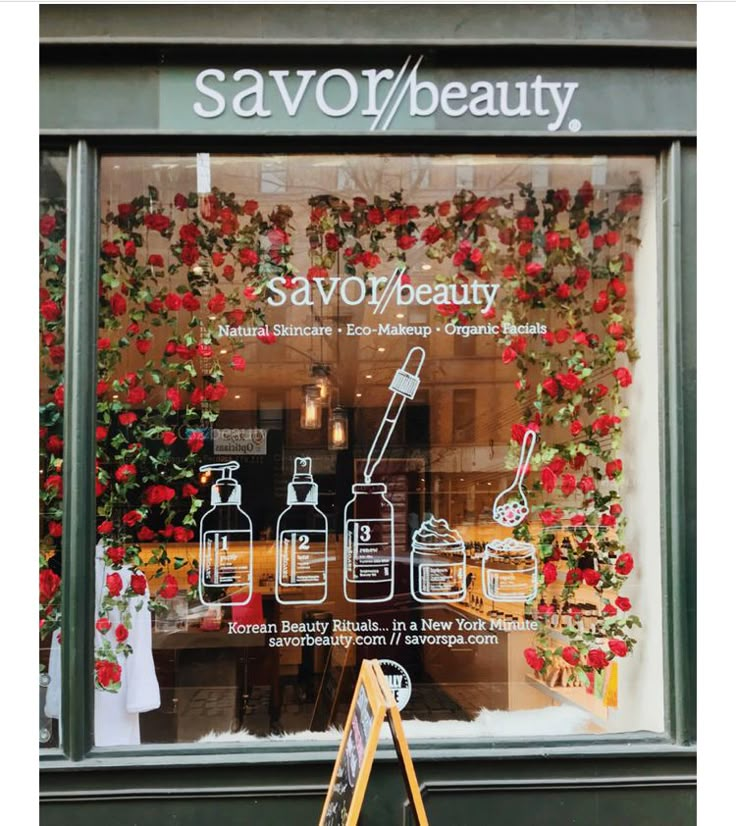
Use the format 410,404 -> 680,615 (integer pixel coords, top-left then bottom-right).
41,175 -> 642,695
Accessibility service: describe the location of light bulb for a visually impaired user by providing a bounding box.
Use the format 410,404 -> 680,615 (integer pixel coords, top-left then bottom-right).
300,385 -> 322,430
328,407 -> 348,450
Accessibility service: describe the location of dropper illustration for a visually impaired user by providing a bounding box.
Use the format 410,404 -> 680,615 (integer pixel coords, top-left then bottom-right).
363,346 -> 426,482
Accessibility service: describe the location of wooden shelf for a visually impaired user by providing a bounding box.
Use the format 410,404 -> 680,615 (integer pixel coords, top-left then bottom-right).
525,674 -> 608,721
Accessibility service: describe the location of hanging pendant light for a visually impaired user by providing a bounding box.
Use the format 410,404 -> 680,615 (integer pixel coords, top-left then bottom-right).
310,363 -> 331,406
300,384 -> 322,430
328,406 -> 349,450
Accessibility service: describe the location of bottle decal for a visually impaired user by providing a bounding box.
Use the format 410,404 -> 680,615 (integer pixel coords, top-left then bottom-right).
197,461 -> 254,606
343,347 -> 425,604
276,457 -> 329,605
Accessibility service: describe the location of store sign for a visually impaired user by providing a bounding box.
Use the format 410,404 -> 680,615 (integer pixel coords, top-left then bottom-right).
212,428 -> 267,455
193,58 -> 582,133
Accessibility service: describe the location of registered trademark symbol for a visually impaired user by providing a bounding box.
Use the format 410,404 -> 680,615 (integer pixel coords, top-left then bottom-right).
568,118 -> 582,132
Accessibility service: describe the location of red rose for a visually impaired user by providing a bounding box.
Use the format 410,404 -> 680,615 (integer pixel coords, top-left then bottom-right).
615,553 -> 634,576
170,527 -> 191,543
541,467 -> 557,493
516,216 -> 534,232
146,253 -> 164,269
207,292 -> 226,314
96,617 -> 111,634
397,234 -> 416,251
556,283 -> 571,300
582,569 -> 601,587
574,267 -> 591,291
525,262 -> 543,278
53,385 -> 65,408
126,385 -> 146,405
545,231 -> 560,251
109,292 -> 127,316
565,568 -> 582,586
143,484 -> 176,506
102,241 -> 120,258
39,569 -> 61,602
187,430 -> 205,453
606,459 -> 622,480
47,520 -> 62,538
608,323 -> 625,340
137,526 -> 156,541
95,659 -> 122,688
542,561 -> 557,585
40,214 -> 57,237
106,545 -> 126,565
114,624 -> 129,644
130,573 -> 147,596
592,291 -> 609,313
615,596 -> 631,612
605,230 -> 620,247
44,474 -> 63,498
560,474 -> 577,497
570,420 -> 583,437
540,508 -> 563,527
556,372 -> 582,393
106,572 -> 123,596
123,240 -> 136,258
510,424 -> 527,445
160,430 -> 176,447
613,367 -> 632,387
523,648 -> 545,672
98,520 -> 113,535
608,639 -> 628,658
602,603 -> 617,616
122,510 -> 143,528
610,277 -> 627,298
182,483 -> 198,498
187,571 -> 199,586
542,377 -> 559,397
180,244 -> 200,267
161,292 -> 182,312
118,412 -> 137,426
562,646 -> 580,666
40,300 -> 62,322
576,220 -> 590,239
114,464 -> 136,483
46,435 -> 63,454
159,575 -> 179,599
587,648 -> 608,670
182,291 -> 200,312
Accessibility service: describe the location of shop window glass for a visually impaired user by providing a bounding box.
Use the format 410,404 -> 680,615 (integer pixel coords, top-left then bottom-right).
39,150 -> 67,749
87,153 -> 662,747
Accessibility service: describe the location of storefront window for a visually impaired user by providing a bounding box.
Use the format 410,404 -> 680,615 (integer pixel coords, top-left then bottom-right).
86,153 -> 662,746
39,150 -> 67,748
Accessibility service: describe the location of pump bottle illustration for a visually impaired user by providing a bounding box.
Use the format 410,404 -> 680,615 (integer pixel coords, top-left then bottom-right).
276,457 -> 329,605
344,346 -> 426,604
198,461 -> 254,606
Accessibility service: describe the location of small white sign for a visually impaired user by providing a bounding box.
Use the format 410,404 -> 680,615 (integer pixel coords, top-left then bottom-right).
213,428 -> 267,455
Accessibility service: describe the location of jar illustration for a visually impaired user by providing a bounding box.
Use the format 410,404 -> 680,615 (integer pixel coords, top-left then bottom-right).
410,516 -> 466,603
481,538 -> 538,603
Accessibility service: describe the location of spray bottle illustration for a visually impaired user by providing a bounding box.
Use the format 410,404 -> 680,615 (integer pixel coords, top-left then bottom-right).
344,346 -> 426,604
276,457 -> 329,605
198,461 -> 254,606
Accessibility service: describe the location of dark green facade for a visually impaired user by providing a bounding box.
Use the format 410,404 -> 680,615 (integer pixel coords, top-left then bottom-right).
39,5 -> 696,824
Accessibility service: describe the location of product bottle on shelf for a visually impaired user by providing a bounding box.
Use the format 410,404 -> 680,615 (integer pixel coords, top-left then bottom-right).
275,457 -> 329,605
198,461 -> 253,606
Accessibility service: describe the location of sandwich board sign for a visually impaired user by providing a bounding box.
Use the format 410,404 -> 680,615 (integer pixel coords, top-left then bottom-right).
318,659 -> 429,826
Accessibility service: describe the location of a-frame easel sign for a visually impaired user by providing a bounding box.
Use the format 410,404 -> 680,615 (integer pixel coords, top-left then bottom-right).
318,659 -> 429,826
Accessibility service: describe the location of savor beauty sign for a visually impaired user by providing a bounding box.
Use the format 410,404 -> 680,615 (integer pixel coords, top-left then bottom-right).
319,660 -> 428,826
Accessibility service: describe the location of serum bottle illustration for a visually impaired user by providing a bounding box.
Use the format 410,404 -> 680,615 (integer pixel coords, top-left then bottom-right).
344,346 -> 426,604
276,457 -> 329,605
198,461 -> 254,606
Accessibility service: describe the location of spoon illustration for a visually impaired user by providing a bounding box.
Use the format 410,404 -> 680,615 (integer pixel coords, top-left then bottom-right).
493,429 -> 537,527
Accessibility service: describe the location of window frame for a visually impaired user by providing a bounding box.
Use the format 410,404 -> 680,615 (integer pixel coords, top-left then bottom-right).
44,137 -> 695,767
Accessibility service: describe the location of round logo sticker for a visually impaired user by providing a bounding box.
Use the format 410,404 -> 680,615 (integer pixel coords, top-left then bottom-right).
378,659 -> 412,711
